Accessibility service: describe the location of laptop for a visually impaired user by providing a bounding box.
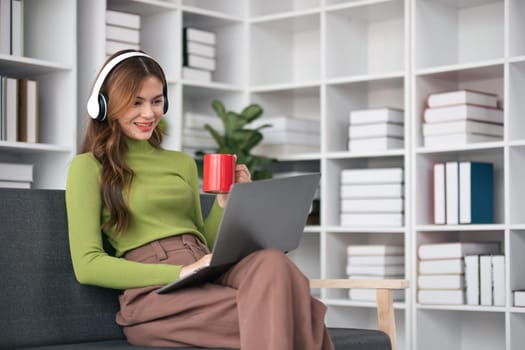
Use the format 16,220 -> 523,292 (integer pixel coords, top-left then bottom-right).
156,173 -> 321,294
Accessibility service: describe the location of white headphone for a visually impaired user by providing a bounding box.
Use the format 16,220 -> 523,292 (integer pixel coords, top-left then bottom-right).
87,51 -> 168,122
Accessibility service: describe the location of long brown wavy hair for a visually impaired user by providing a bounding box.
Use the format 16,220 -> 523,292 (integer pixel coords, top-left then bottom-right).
80,50 -> 167,236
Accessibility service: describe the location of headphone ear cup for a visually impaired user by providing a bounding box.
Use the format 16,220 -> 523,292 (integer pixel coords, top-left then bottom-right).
163,85 -> 169,114
97,93 -> 108,122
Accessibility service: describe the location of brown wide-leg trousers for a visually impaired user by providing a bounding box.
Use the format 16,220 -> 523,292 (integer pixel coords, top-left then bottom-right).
116,234 -> 334,350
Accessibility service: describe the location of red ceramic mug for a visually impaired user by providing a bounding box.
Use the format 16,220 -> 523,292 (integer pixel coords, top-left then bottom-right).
203,153 -> 236,194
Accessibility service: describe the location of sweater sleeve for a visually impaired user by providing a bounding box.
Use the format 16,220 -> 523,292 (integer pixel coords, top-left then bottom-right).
65,154 -> 183,290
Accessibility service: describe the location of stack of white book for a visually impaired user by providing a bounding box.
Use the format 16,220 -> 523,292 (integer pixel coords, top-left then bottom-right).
348,108 -> 404,151
417,241 -> 501,305
346,244 -> 405,301
422,90 -> 503,148
182,27 -> 216,82
251,116 -> 320,157
340,167 -> 404,227
0,162 -> 33,188
105,10 -> 141,56
182,112 -> 221,156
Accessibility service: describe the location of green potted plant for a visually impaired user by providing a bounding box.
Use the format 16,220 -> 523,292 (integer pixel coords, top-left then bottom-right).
199,99 -> 275,180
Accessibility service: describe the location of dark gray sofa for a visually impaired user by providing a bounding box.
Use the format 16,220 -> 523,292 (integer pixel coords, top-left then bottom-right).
0,188 -> 391,350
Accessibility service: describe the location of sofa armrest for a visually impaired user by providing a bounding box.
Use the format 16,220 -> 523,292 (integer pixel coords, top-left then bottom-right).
310,278 -> 409,350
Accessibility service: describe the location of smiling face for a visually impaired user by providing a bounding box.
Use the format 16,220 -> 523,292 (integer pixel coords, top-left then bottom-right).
118,76 -> 165,141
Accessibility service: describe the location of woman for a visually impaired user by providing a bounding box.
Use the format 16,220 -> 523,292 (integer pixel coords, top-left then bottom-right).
66,49 -> 334,350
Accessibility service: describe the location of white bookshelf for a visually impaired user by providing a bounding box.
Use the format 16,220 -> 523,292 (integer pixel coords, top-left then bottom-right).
67,0 -> 525,349
0,0 -> 77,189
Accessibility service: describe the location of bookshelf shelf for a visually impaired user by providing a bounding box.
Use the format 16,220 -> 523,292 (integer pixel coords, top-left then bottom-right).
249,0 -> 320,18
181,6 -> 244,21
108,0 -> 178,14
325,298 -> 407,310
416,304 -> 507,313
182,0 -> 245,17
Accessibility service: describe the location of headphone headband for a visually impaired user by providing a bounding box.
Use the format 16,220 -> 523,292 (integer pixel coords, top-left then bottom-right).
87,51 -> 155,120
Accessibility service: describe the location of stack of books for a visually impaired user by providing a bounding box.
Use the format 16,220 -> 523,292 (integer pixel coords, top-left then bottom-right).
422,90 -> 503,148
340,167 -> 404,227
182,27 -> 216,82
346,244 -> 405,301
0,162 -> 33,188
348,108 -> 404,151
251,116 -> 320,157
432,161 -> 493,225
182,111 -> 220,156
417,241 -> 501,305
105,10 -> 141,56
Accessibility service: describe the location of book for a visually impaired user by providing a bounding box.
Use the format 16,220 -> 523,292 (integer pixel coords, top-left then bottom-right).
0,162 -> 33,182
465,255 -> 480,305
183,27 -> 216,45
105,24 -> 140,44
340,198 -> 403,213
419,259 -> 465,274
418,289 -> 465,305
184,40 -> 215,58
0,180 -> 31,188
418,242 -> 500,260
349,288 -> 405,301
340,183 -> 404,199
262,130 -> 320,146
105,39 -> 140,56
422,120 -> 503,137
459,161 -> 493,224
182,135 -> 216,149
424,104 -> 504,124
340,213 -> 403,227
480,255 -> 493,306
348,122 -> 404,139
252,143 -> 319,157
424,133 -> 501,148
182,67 -> 212,82
250,116 -> 318,134
340,168 -> 403,184
184,112 -> 222,131
5,77 -> 18,142
445,161 -> 459,225
346,264 -> 404,276
0,0 -> 10,54
184,54 -> 216,71
514,290 -> 525,307
349,107 -> 404,125
348,136 -> 403,151
18,78 -> 39,143
346,244 -> 404,256
427,90 -> 499,108
11,0 -> 22,56
417,274 -> 465,289
347,255 -> 404,266
492,255 -> 505,306
433,163 -> 446,224
106,10 -> 141,29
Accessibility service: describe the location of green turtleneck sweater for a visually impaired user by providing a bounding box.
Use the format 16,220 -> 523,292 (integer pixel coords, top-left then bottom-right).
65,138 -> 224,290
